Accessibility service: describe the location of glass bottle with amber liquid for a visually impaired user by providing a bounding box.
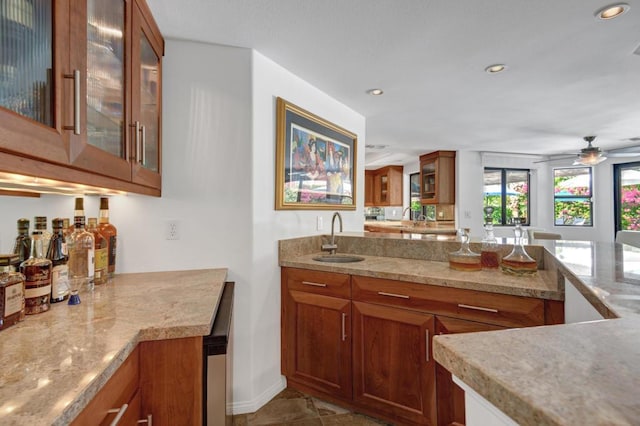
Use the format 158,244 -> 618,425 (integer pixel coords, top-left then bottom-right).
480,206 -> 500,269
98,197 -> 117,278
67,216 -> 95,300
47,218 -> 70,303
20,228 -> 52,314
0,254 -> 25,330
13,218 -> 31,266
87,217 -> 108,285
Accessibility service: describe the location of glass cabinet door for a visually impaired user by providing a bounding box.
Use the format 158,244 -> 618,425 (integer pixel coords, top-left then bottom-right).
137,33 -> 159,173
86,0 -> 125,158
0,0 -> 53,126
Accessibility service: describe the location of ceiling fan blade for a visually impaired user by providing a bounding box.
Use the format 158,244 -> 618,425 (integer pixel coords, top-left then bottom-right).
606,152 -> 640,158
606,145 -> 640,155
533,155 -> 577,164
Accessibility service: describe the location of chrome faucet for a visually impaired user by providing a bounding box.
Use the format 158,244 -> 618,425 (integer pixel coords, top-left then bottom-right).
321,212 -> 343,255
402,206 -> 412,220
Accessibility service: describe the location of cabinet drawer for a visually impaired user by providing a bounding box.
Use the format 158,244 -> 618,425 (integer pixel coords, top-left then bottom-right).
284,267 -> 351,299
352,276 -> 544,328
71,347 -> 140,426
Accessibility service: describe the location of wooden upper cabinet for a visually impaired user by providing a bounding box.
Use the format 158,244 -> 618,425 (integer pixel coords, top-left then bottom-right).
0,0 -> 164,196
420,151 -> 455,205
364,170 -> 375,206
366,165 -> 403,207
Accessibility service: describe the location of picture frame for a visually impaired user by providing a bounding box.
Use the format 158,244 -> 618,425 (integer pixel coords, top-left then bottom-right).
275,97 -> 357,210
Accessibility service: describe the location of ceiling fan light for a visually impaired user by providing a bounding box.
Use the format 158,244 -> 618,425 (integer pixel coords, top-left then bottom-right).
574,154 -> 607,165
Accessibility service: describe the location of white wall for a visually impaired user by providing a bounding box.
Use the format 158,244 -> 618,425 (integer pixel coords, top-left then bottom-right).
248,50 -> 365,411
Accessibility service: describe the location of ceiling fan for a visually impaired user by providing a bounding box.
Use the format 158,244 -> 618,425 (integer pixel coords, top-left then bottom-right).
535,136 -> 640,165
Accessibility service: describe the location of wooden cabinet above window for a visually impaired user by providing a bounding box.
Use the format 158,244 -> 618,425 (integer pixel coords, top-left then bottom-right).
0,0 -> 164,196
365,165 -> 403,207
420,151 -> 455,205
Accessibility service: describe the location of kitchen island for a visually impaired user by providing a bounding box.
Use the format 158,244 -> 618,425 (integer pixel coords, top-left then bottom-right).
433,240 -> 640,426
0,268 -> 227,426
279,233 -> 640,425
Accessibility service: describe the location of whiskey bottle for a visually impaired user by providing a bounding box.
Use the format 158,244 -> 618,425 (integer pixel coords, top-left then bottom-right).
98,197 -> 117,278
20,228 -> 52,315
47,218 -> 70,303
34,216 -> 52,256
87,218 -> 108,285
0,254 -> 25,330
67,216 -> 95,295
13,219 -> 31,267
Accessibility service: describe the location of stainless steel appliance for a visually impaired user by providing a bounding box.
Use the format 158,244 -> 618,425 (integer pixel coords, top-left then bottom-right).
203,281 -> 234,426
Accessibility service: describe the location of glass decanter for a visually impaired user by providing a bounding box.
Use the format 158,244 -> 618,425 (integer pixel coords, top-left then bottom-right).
500,220 -> 537,276
481,207 -> 500,268
449,228 -> 481,271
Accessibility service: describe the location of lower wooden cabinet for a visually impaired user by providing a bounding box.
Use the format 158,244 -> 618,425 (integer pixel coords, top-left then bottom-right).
72,336 -> 202,426
353,301 -> 436,425
281,267 -> 562,426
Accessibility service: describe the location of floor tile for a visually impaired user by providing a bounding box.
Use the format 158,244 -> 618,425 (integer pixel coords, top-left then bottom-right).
311,398 -> 351,417
246,397 -> 318,425
320,413 -> 392,426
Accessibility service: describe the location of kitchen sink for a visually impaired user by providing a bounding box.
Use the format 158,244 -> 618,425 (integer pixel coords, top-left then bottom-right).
312,255 -> 365,263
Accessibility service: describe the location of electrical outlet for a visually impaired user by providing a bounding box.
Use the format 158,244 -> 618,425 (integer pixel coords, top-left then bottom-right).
317,216 -> 323,231
464,210 -> 471,219
165,220 -> 180,240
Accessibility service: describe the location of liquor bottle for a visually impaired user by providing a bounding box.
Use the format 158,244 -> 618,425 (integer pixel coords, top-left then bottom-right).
448,228 -> 481,271
20,228 -> 53,315
87,217 -> 108,285
62,218 -> 71,240
0,254 -> 25,330
47,218 -> 70,303
34,216 -> 52,256
67,216 -> 95,297
68,197 -> 84,233
98,197 -> 117,278
13,218 -> 31,267
480,207 -> 500,269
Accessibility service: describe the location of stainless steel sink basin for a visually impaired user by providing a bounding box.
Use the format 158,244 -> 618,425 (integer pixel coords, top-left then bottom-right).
312,255 -> 365,263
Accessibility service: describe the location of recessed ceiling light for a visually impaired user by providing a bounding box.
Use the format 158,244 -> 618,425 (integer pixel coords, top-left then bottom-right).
595,3 -> 630,20
367,88 -> 384,96
485,64 -> 507,74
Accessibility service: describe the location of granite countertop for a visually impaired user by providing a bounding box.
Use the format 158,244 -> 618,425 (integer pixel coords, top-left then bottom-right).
281,253 -> 561,300
0,268 -> 227,426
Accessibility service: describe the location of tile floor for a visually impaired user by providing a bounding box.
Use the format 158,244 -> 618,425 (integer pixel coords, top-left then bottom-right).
232,388 -> 392,426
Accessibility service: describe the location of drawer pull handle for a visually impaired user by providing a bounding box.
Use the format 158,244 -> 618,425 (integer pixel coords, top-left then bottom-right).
377,291 -> 409,299
138,414 -> 153,425
341,313 -> 347,341
425,330 -> 430,362
302,281 -> 327,288
108,403 -> 129,426
458,303 -> 498,313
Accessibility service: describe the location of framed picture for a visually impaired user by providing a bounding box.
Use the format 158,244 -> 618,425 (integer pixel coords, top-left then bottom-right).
275,97 -> 357,210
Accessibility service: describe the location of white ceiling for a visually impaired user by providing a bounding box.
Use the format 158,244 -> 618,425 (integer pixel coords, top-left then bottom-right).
146,0 -> 640,167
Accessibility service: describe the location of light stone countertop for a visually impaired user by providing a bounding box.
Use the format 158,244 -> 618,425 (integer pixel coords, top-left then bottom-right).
0,268 -> 227,426
281,253 -> 561,300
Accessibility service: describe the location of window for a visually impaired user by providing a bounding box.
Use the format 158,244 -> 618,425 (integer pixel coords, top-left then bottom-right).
553,167 -> 593,226
483,168 -> 530,225
614,162 -> 640,232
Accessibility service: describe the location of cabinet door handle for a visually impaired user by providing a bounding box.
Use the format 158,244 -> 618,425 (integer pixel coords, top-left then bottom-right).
140,125 -> 146,165
108,403 -> 129,426
425,330 -> 430,362
63,69 -> 80,135
133,121 -> 141,162
138,414 -> 152,425
302,281 -> 327,288
377,291 -> 409,299
458,303 -> 498,313
341,313 -> 347,341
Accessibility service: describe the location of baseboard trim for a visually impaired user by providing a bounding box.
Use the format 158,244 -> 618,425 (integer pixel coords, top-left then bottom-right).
231,376 -> 287,414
